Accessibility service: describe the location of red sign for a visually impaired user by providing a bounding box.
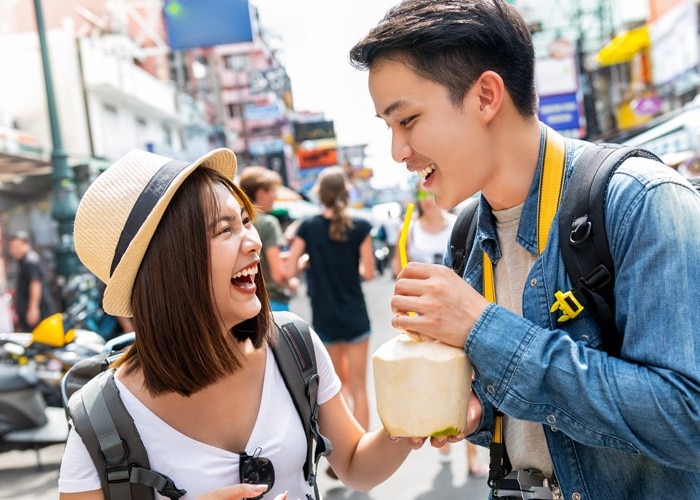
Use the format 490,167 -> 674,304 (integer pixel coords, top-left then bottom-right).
297,148 -> 337,169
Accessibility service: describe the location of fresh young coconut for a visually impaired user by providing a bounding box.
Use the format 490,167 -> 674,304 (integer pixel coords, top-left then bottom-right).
373,333 -> 472,437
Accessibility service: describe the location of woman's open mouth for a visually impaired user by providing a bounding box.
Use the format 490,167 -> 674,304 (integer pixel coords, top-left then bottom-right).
231,264 -> 258,289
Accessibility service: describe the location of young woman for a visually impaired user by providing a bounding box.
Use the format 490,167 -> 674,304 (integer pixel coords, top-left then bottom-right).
390,190 -> 456,276
59,149 -> 421,500
284,167 -> 375,433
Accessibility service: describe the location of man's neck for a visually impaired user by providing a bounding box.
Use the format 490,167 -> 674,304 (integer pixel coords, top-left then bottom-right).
481,117 -> 543,211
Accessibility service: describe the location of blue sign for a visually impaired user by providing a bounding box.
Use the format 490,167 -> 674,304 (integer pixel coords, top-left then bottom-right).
538,93 -> 580,132
163,0 -> 253,50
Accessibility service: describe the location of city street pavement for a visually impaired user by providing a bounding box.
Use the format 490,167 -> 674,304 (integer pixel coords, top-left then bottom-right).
0,272 -> 490,499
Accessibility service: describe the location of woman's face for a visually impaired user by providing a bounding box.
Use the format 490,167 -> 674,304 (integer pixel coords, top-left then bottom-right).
417,190 -> 439,213
209,183 -> 263,330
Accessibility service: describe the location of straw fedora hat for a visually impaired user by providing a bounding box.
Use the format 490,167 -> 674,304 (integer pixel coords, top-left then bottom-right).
74,148 -> 237,317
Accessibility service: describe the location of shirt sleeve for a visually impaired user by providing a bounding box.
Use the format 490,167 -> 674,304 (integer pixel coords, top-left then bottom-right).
256,215 -> 286,250
58,425 -> 102,493
310,328 -> 342,405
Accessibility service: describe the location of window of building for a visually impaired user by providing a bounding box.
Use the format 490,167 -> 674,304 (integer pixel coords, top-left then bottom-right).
223,53 -> 250,72
162,124 -> 172,146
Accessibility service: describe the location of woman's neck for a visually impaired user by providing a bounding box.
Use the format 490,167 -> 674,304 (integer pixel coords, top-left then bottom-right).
418,210 -> 449,233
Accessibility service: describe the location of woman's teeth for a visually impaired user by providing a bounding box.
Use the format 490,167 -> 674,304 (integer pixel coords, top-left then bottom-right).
232,265 -> 258,280
417,164 -> 435,179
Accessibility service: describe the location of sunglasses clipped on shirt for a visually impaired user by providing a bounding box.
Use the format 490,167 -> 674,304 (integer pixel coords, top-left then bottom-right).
240,448 -> 275,499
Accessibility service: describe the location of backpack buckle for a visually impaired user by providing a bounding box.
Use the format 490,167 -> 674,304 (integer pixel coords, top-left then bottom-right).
107,466 -> 131,484
581,264 -> 612,290
550,290 -> 584,323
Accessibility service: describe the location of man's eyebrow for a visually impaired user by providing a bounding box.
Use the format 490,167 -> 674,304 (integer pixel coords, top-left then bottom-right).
378,99 -> 410,118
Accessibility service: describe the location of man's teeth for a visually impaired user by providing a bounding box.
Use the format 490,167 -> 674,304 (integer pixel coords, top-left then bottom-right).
232,265 -> 258,279
417,164 -> 435,179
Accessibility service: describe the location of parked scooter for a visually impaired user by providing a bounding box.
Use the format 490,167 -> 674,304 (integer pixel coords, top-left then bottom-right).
0,313 -> 104,407
0,363 -> 68,467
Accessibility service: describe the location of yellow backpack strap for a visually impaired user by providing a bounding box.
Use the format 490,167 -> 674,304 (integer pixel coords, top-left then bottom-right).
537,128 -> 566,254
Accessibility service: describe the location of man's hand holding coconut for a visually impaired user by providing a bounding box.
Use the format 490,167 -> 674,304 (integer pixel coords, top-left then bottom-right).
372,261 -> 488,446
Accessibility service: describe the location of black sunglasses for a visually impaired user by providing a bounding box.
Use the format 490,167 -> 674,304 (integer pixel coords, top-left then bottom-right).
240,448 -> 275,499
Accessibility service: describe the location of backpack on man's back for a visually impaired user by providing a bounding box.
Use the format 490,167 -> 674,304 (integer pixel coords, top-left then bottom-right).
449,143 -> 697,355
61,311 -> 330,500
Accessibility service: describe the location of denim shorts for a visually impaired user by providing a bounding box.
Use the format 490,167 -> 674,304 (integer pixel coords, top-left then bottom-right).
315,328 -> 371,346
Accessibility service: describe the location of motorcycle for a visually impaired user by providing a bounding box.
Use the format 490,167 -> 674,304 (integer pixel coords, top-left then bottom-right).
62,272 -> 122,341
0,313 -> 105,407
0,362 -> 69,467
371,225 -> 391,276
373,238 -> 391,275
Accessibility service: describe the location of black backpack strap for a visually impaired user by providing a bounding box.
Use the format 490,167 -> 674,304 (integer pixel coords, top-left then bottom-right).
449,196 -> 480,276
271,311 -> 330,500
557,143 -> 662,355
67,370 -> 185,500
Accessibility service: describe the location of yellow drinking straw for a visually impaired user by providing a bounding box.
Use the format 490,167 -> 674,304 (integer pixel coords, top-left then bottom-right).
397,202 -> 419,325
398,202 -> 414,270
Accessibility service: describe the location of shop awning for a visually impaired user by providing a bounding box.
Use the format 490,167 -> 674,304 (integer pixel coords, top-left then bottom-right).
596,25 -> 649,66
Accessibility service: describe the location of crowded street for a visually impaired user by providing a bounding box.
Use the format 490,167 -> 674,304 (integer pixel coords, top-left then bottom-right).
2,0 -> 700,498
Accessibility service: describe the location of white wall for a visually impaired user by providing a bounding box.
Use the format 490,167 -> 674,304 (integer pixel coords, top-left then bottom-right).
0,26 -> 91,160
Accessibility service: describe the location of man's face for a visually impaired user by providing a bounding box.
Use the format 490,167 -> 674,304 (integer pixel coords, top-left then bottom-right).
368,58 -> 490,210
256,184 -> 277,212
8,238 -> 27,260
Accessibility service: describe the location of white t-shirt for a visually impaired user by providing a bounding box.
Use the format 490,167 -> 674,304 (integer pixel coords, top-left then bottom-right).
407,216 -> 455,265
59,331 -> 341,499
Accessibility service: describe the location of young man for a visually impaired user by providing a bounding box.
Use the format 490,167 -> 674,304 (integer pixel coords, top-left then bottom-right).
238,166 -> 298,311
350,1 -> 700,498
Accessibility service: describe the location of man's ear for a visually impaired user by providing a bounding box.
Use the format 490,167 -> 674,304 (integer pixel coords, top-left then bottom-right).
476,71 -> 504,120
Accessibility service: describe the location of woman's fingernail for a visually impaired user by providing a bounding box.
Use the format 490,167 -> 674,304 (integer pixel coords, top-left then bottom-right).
252,484 -> 268,492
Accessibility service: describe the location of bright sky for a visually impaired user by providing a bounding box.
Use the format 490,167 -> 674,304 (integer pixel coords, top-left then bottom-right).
250,0 -> 410,189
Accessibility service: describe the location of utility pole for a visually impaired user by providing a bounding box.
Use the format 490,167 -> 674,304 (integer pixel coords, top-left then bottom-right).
33,0 -> 81,281
572,0 -> 614,139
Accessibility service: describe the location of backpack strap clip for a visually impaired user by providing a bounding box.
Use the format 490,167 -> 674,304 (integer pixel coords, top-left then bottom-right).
106,466 -> 131,484
569,215 -> 592,246
129,467 -> 186,499
552,264 -> 614,323
105,465 -> 186,499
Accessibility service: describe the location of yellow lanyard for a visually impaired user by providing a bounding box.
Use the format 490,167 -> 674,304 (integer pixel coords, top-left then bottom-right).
482,128 -> 566,302
483,129 -> 565,479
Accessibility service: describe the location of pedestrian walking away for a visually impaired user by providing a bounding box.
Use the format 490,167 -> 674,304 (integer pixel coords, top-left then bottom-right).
7,230 -> 57,332
285,166 -> 376,434
350,0 -> 700,498
59,148 -> 424,499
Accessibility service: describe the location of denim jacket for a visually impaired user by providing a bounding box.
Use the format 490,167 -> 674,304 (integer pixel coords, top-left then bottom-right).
454,125 -> 700,499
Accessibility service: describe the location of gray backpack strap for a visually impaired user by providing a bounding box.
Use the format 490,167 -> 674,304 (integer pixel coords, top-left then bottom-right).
68,370 -> 185,500
271,311 -> 330,500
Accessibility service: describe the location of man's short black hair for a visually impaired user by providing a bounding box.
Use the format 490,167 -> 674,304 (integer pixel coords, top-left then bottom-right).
349,0 -> 538,117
